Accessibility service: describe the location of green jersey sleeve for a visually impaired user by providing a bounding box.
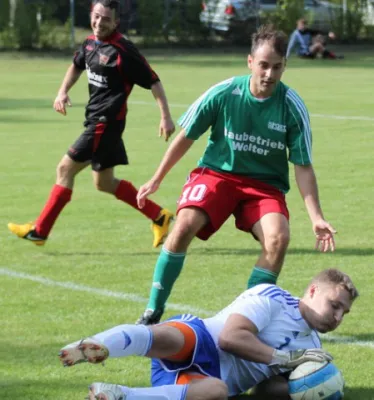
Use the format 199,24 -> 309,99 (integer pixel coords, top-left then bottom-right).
285,89 -> 313,166
178,78 -> 234,140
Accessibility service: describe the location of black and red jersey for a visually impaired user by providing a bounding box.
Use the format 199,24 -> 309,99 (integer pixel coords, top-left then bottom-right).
73,31 -> 160,122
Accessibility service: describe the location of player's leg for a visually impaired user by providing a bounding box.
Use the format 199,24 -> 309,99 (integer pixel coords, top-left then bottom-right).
248,212 -> 290,288
59,322 -> 184,367
233,180 -> 290,288
137,207 -> 208,324
87,377 -> 227,400
86,319 -> 224,400
92,168 -> 174,248
8,154 -> 89,245
59,318 -> 204,367
137,168 -> 239,325
61,317 -> 223,400
92,123 -> 174,248
308,42 -> 324,57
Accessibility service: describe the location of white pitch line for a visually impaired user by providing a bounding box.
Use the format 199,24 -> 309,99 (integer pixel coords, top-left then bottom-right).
0,267 -> 211,316
1,267 -> 373,350
321,334 -> 374,349
130,100 -> 374,122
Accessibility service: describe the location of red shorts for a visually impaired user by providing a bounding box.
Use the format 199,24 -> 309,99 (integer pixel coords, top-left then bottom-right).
176,167 -> 289,240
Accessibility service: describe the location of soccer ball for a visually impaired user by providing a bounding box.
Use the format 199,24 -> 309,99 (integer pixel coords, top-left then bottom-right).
288,360 -> 345,400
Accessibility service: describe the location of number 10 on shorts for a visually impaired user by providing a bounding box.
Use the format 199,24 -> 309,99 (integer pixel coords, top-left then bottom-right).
179,184 -> 207,205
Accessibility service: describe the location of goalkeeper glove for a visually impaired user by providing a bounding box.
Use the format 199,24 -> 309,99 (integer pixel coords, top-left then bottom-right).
271,348 -> 333,369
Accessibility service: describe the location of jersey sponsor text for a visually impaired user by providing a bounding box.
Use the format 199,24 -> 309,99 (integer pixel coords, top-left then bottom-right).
224,128 -> 285,156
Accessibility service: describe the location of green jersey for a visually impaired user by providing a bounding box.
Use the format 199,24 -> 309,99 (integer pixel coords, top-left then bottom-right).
178,75 -> 312,193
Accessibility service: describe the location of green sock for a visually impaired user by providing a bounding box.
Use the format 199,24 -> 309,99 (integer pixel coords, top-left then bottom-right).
247,266 -> 278,289
147,247 -> 186,311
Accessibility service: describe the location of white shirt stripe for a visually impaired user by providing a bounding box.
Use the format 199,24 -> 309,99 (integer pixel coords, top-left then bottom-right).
286,89 -> 312,163
179,77 -> 234,131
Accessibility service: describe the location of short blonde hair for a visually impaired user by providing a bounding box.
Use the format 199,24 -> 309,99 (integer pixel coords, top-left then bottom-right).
309,268 -> 359,301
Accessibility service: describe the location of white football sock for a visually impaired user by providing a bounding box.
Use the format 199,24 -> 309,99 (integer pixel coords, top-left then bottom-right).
120,384 -> 188,400
93,324 -> 153,357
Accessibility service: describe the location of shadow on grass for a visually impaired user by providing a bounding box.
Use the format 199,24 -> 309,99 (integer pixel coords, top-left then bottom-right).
0,378 -> 91,400
0,98 -> 86,111
233,387 -> 374,400
44,247 -> 374,257
0,115 -> 58,124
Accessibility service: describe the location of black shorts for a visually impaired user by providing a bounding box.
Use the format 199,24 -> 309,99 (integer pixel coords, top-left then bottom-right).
67,120 -> 128,171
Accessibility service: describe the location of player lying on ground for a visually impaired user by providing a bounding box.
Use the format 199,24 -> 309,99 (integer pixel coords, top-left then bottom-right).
59,268 -> 358,400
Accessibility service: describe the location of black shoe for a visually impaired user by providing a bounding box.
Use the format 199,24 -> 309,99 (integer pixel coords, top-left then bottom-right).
136,308 -> 164,325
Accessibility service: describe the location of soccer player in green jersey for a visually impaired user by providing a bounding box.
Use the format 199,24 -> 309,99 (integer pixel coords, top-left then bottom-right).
136,25 -> 337,325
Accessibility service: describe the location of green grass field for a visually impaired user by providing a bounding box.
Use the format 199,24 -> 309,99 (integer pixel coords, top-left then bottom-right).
1,48 -> 374,399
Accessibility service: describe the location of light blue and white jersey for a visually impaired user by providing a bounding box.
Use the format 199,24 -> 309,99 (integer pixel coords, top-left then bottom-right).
203,284 -> 321,396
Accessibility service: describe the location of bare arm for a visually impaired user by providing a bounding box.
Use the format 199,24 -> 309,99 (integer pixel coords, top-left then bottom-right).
294,164 -> 323,221
218,314 -> 275,364
218,313 -> 333,368
294,164 -> 336,251
53,64 -> 83,116
151,81 -> 175,141
137,129 -> 194,208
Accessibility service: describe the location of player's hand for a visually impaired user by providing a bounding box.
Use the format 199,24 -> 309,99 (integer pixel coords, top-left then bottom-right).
54,92 -> 72,116
272,348 -> 333,369
159,117 -> 175,142
313,219 -> 337,252
137,179 -> 160,209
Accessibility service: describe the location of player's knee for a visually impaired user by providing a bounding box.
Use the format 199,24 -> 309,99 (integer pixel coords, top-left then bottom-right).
94,180 -> 111,193
173,209 -> 207,239
56,160 -> 73,180
167,221 -> 198,250
189,378 -> 228,400
264,230 -> 290,253
94,177 -> 117,193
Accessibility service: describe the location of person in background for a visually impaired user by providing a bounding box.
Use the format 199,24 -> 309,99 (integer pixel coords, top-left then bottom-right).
287,18 -> 343,59
8,0 -> 175,249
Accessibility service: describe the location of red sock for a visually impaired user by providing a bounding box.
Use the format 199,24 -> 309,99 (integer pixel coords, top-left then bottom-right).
35,184 -> 72,237
115,180 -> 161,220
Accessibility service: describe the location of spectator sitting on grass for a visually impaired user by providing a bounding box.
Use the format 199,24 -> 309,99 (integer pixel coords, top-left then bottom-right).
286,18 -> 343,60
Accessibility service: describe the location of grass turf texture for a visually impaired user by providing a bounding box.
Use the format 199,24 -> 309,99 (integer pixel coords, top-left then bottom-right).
1,47 -> 374,399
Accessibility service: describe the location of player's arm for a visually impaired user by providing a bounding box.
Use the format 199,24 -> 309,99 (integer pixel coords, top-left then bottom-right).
137,129 -> 194,208
54,36 -> 86,118
294,164 -> 324,223
219,313 -> 275,364
286,30 -> 298,58
151,81 -> 175,142
119,41 -> 175,141
219,313 -> 332,368
137,81 -> 219,208
286,92 -> 336,251
294,163 -> 336,252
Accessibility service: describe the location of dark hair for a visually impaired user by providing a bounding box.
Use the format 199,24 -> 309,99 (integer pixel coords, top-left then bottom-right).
92,0 -> 120,18
251,24 -> 288,58
309,268 -> 359,301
